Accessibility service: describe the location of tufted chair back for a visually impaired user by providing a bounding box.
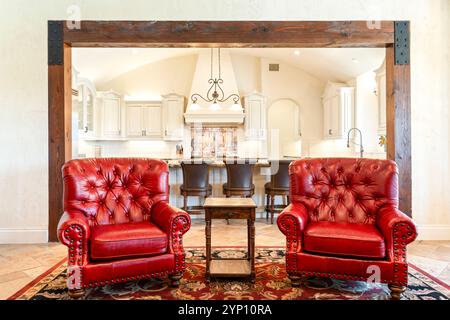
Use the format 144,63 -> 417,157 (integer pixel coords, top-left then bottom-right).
289,158 -> 398,224
63,158 -> 169,226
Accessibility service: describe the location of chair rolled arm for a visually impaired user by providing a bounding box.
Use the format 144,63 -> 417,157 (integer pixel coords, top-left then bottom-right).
151,201 -> 191,236
277,203 -> 309,251
151,201 -> 191,273
277,203 -> 309,237
57,210 -> 90,266
377,206 -> 417,262
277,203 -> 309,274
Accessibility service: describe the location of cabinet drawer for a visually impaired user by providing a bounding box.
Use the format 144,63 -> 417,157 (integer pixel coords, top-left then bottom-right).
206,208 -> 254,220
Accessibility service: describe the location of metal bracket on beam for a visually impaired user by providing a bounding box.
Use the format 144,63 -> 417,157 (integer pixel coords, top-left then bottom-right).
394,21 -> 410,65
48,21 -> 63,65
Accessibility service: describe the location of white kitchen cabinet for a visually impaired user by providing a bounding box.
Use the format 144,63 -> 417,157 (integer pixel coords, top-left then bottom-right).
162,93 -> 185,141
144,104 -> 162,136
126,101 -> 162,138
375,59 -> 387,135
75,77 -> 97,139
97,91 -> 122,138
126,105 -> 144,137
243,92 -> 267,140
322,82 -> 354,139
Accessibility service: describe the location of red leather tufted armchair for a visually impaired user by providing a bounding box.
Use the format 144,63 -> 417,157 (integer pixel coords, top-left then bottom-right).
57,158 -> 191,298
277,158 -> 417,299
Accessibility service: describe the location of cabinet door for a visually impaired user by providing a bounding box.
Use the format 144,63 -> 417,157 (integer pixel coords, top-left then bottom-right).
340,89 -> 354,138
163,97 -> 184,141
127,105 -> 144,137
248,100 -> 261,139
102,96 -> 121,137
75,93 -> 84,131
323,97 -> 340,138
144,105 -> 162,136
330,95 -> 341,137
77,80 -> 97,138
85,90 -> 94,134
244,94 -> 266,140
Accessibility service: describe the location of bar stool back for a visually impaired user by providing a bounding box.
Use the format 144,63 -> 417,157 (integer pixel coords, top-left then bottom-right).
223,159 -> 255,198
222,159 -> 255,225
265,160 -> 291,224
180,161 -> 212,214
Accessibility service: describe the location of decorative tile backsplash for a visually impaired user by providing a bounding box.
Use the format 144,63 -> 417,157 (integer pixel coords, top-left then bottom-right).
191,127 -> 238,159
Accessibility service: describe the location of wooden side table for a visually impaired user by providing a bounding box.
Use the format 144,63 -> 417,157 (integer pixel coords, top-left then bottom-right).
203,197 -> 257,283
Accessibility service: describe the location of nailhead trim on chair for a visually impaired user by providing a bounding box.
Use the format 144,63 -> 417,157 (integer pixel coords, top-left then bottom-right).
294,271 -> 407,286
82,269 -> 177,288
65,225 -> 86,266
392,222 -> 413,286
63,224 -> 87,289
279,214 -> 300,274
172,215 -> 190,273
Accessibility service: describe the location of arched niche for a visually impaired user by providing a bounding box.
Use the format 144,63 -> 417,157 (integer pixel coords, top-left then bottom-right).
267,98 -> 302,158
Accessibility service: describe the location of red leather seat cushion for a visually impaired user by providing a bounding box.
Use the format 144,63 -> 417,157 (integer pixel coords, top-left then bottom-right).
90,222 -> 168,261
304,222 -> 386,259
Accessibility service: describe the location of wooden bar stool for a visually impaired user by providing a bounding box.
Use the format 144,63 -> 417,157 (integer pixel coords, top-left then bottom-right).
265,160 -> 291,224
180,160 -> 212,215
222,159 -> 255,224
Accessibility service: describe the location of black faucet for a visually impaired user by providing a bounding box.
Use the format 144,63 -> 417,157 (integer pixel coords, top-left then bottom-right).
347,128 -> 364,158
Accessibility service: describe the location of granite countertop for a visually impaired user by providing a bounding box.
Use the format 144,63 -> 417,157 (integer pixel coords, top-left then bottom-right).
164,157 -> 300,168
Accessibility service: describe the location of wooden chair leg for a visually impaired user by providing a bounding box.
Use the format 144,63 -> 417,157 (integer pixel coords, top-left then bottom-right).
68,288 -> 85,299
288,274 -> 301,287
183,193 -> 187,211
265,194 -> 269,220
270,194 -> 275,224
169,273 -> 182,288
388,284 -> 406,300
224,192 -> 230,225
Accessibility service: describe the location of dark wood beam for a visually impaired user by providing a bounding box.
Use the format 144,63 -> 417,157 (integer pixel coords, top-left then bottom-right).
386,45 -> 411,216
63,21 -> 394,48
48,42 -> 72,241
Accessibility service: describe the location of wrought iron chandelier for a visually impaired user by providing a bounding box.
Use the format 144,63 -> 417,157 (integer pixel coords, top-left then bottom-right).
190,48 -> 241,111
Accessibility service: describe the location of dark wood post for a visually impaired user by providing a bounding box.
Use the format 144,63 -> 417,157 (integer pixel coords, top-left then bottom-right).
48,21 -> 72,241
386,21 -> 412,216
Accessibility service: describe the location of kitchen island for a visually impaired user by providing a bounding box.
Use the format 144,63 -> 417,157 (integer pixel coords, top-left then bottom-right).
164,158 -> 296,217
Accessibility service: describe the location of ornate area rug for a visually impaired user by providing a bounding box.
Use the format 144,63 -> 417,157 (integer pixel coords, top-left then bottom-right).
9,248 -> 450,300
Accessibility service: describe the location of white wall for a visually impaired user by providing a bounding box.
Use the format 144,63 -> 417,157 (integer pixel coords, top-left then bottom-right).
0,0 -> 448,242
99,54 -> 197,98
230,53 -> 262,96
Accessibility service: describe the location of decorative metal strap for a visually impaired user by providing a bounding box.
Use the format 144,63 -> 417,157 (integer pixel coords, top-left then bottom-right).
48,21 -> 63,65
394,21 -> 410,65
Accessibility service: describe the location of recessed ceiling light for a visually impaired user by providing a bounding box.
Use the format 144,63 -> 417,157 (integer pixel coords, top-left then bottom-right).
294,50 -> 301,56
352,58 -> 359,63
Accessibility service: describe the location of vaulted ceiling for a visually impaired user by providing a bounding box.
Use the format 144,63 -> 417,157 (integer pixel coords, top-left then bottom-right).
73,47 -> 385,86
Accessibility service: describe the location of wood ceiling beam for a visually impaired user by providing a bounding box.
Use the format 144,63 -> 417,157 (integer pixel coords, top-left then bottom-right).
63,21 -> 394,48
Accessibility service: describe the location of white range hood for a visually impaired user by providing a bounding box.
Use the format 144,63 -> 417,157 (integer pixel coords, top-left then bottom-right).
184,50 -> 244,124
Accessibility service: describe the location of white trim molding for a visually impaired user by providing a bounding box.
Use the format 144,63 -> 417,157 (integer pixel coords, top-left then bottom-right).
416,224 -> 450,240
0,228 -> 48,244
184,109 -> 245,124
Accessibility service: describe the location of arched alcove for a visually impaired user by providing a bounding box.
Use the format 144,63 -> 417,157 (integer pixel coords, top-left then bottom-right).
267,98 -> 302,158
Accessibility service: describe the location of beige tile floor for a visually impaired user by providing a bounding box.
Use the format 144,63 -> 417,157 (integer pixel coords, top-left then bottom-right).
0,218 -> 449,299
